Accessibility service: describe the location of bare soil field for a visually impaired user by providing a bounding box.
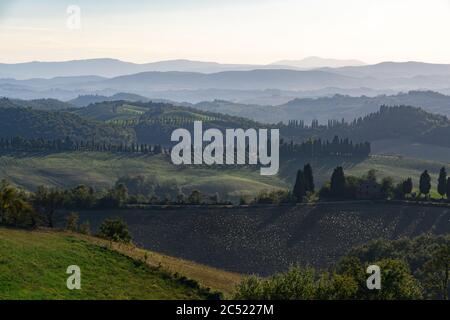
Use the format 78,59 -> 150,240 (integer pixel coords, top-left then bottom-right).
73,202 -> 450,276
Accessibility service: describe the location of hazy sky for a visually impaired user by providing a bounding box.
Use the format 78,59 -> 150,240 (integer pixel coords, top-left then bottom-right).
1,0 -> 450,64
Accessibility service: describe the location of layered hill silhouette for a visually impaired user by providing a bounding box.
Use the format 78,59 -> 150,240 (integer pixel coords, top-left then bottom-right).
295,105 -> 450,149
194,91 -> 450,124
0,57 -> 367,79
4,61 -> 450,101
2,96 -> 450,149
0,100 -> 135,144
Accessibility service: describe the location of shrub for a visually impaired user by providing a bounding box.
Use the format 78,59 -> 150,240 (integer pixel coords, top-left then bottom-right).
65,212 -> 79,232
98,218 -> 132,243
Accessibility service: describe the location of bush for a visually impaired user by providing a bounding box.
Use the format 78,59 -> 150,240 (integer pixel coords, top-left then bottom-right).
234,267 -> 317,300
234,257 -> 424,300
98,218 -> 132,243
0,181 -> 37,228
65,212 -> 79,232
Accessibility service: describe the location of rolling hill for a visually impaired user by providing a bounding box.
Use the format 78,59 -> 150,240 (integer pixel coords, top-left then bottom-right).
194,91 -> 450,124
0,99 -> 135,144
280,105 -> 450,149
72,202 -> 450,276
0,227 -> 233,299
69,93 -> 150,108
0,97 -> 73,111
0,149 -> 446,199
0,152 -> 286,197
71,100 -> 267,145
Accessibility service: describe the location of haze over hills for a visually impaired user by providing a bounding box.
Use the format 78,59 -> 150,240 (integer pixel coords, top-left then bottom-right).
0,58 -> 298,79
69,93 -> 151,107
321,61 -> 450,79
3,57 -> 450,82
4,60 -> 450,103
271,56 -> 366,69
0,57 -> 367,80
193,91 -> 450,124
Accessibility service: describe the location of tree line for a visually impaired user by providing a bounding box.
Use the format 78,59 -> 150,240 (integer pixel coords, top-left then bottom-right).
0,177 -> 230,230
280,135 -> 371,159
292,165 -> 450,202
250,164 -> 450,204
0,136 -> 166,154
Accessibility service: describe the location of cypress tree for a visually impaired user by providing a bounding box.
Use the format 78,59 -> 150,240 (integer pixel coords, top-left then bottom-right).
402,178 -> 413,196
303,163 -> 315,193
293,169 -> 306,202
447,177 -> 450,202
437,167 -> 447,199
419,170 -> 431,198
330,166 -> 346,198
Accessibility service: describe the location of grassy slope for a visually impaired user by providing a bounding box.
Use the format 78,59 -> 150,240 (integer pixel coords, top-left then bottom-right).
0,151 -> 448,197
0,152 -> 286,197
346,155 -> 448,193
281,154 -> 449,190
84,235 -> 242,296
0,228 -> 241,299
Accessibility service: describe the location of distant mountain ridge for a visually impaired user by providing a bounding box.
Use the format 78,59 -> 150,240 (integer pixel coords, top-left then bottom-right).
194,91 -> 450,124
4,57 -> 449,80
271,56 -> 366,69
320,61 -> 450,79
0,58 -> 297,79
3,62 -> 450,103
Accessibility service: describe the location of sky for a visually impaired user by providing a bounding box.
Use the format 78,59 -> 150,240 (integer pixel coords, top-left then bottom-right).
1,0 -> 450,64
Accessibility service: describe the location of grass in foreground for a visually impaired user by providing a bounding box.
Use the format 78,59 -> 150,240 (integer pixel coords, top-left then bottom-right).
0,227 -> 231,299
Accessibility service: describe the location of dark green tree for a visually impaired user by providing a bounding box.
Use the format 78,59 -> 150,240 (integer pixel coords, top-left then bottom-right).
330,166 -> 346,198
403,178 -> 413,196
69,185 -> 96,208
0,181 -> 36,228
65,212 -> 79,232
423,245 -> 450,300
293,169 -> 306,202
32,186 -> 66,228
100,183 -> 129,208
98,218 -> 132,243
419,170 -> 432,199
437,167 -> 447,199
380,177 -> 394,199
187,190 -> 202,204
303,163 -> 315,193
447,178 -> 450,202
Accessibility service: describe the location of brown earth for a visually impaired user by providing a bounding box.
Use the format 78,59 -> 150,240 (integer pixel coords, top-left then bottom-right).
73,202 -> 450,276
